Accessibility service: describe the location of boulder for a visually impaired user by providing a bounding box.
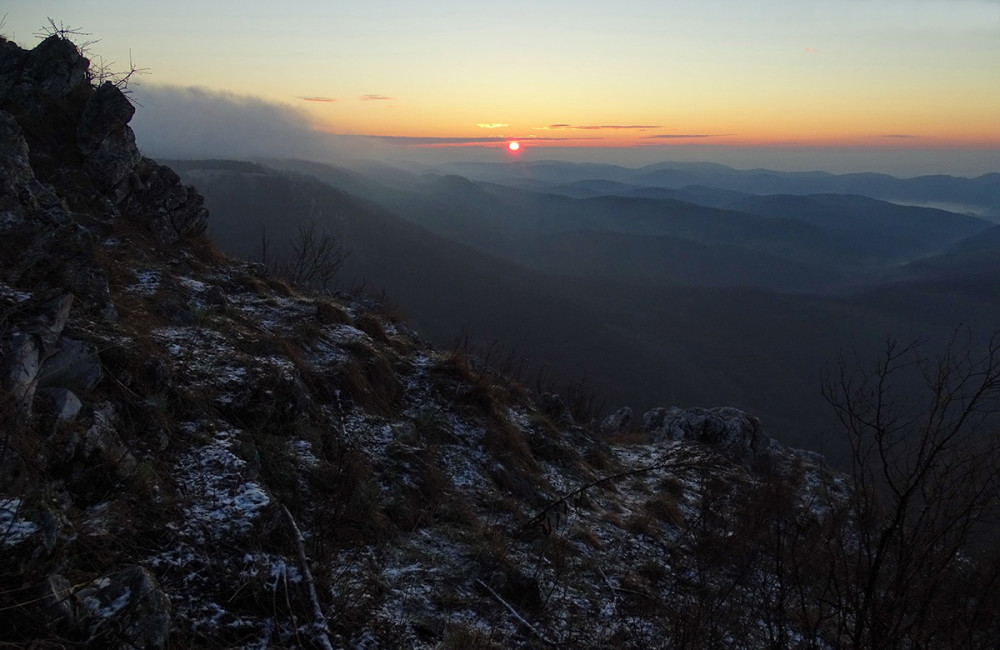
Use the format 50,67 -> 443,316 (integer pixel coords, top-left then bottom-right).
38,387 -> 83,423
601,406 -> 633,435
0,111 -> 35,211
74,403 -> 139,480
77,81 -> 135,155
0,295 -> 73,417
39,336 -> 103,393
537,392 -> 575,427
77,82 -> 143,196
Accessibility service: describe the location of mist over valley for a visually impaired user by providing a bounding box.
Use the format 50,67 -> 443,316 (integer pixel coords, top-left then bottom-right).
174,156 -> 1000,459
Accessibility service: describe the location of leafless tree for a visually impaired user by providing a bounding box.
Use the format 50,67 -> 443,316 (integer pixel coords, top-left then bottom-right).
256,223 -> 349,292
90,49 -> 150,95
820,331 -> 1000,648
35,18 -> 99,52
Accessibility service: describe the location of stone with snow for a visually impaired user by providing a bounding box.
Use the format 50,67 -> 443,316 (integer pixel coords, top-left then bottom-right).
0,294 -> 73,418
601,405 -> 633,435
38,387 -> 83,423
641,405 -> 774,466
74,566 -> 171,649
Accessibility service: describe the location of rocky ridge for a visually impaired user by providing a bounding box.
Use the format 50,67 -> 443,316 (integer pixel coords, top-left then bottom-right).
0,34 -> 883,649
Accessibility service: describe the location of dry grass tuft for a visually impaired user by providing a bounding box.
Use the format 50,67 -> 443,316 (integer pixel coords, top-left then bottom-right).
484,417 -> 535,466
315,300 -> 350,325
570,525 -> 604,549
335,350 -> 402,414
188,234 -> 231,265
353,312 -> 388,342
609,430 -> 650,445
644,493 -> 686,528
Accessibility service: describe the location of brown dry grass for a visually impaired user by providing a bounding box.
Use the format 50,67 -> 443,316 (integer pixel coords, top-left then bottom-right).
334,351 -> 401,413
315,300 -> 350,325
644,493 -> 686,528
353,312 -> 388,342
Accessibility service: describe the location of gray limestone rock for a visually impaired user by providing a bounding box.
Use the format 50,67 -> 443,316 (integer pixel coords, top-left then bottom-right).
39,336 -> 103,393
23,35 -> 90,101
74,566 -> 171,649
37,387 -> 83,423
78,82 -> 143,195
642,405 -> 773,467
77,81 -> 136,155
124,159 -> 209,245
40,574 -> 75,624
74,403 -> 138,480
601,406 -> 633,435
0,295 -> 73,417
537,392 -> 575,427
0,111 -> 34,208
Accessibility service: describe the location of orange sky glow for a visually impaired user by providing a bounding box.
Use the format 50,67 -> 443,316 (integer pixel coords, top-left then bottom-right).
6,1 -> 998,173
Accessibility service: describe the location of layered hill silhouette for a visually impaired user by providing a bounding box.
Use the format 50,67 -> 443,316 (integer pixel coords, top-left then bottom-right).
177,157 -> 1000,454
423,159 -> 1000,217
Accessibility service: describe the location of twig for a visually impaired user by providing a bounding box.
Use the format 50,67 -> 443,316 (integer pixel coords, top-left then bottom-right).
525,455 -> 724,530
474,578 -> 558,647
280,504 -> 335,650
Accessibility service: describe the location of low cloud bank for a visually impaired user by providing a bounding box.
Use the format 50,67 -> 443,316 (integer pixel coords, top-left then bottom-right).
130,85 -> 382,162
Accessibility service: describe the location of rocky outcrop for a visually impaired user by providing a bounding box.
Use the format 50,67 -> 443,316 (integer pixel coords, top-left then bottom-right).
600,405 -> 633,435
39,567 -> 171,649
641,405 -> 774,467
0,34 -> 207,247
0,35 -> 89,110
77,81 -> 143,196
122,158 -> 209,245
73,566 -> 171,649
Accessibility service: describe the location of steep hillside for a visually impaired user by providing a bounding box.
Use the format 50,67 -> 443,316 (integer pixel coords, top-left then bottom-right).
3,35 -> 998,650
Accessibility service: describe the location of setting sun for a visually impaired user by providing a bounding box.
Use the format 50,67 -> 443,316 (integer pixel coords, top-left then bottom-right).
508,141 -> 520,152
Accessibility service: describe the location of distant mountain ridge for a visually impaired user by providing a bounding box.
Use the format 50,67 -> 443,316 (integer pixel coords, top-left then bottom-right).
417,159 -> 1000,218
176,156 -> 1000,458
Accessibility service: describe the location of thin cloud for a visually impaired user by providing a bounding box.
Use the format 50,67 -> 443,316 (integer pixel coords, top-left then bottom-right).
360,94 -> 393,101
369,135 -> 603,145
298,96 -> 337,102
645,134 -> 734,139
476,123 -> 508,129
880,134 -> 920,139
538,124 -> 659,130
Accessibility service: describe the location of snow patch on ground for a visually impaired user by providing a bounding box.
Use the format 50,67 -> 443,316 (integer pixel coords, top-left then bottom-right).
127,269 -> 161,296
290,439 -> 319,468
177,276 -> 208,292
172,427 -> 270,544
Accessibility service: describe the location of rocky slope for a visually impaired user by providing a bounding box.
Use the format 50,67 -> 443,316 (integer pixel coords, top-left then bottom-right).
2,35 -> 994,650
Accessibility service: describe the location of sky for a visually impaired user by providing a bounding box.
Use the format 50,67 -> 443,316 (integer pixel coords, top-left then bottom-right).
4,1 -> 1000,175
